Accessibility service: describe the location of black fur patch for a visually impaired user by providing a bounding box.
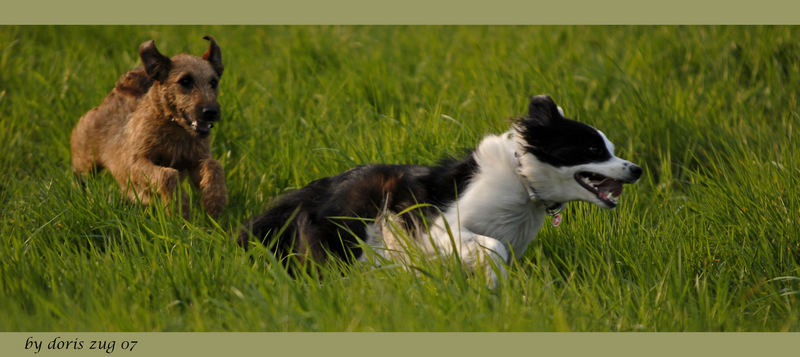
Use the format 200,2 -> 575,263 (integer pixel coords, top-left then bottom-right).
516,95 -> 612,167
238,153 -> 478,265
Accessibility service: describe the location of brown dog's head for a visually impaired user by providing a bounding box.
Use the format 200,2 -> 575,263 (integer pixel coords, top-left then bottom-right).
139,36 -> 224,138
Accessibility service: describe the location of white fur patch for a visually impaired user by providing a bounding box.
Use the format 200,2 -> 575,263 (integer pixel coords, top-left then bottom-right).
361,133 -> 552,286
360,128 -> 634,287
597,129 -> 615,154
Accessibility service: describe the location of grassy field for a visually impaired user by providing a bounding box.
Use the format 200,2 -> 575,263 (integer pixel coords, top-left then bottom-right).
0,26 -> 798,331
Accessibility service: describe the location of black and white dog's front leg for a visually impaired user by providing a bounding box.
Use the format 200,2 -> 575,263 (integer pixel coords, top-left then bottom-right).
363,213 -> 510,287
430,226 -> 509,288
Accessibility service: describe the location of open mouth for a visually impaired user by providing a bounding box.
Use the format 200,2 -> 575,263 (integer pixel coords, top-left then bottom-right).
574,172 -> 625,207
191,120 -> 214,137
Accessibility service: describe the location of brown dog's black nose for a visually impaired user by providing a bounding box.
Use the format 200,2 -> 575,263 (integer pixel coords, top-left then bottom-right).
202,106 -> 220,121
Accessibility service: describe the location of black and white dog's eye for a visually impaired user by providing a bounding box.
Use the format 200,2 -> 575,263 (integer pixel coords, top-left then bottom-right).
210,79 -> 218,89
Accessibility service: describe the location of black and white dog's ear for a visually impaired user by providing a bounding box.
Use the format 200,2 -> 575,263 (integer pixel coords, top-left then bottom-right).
526,94 -> 563,126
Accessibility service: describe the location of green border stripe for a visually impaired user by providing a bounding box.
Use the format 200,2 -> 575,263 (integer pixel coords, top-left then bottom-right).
3,0 -> 800,24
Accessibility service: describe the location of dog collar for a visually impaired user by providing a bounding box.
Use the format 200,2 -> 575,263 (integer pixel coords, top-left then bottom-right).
515,151 -> 564,226
513,152 -> 564,212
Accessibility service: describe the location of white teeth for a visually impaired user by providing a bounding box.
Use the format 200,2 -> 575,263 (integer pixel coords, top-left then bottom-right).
582,176 -> 598,189
598,191 -> 619,203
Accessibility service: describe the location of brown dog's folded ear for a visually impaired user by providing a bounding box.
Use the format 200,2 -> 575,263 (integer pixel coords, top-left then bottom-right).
202,35 -> 224,77
139,40 -> 172,82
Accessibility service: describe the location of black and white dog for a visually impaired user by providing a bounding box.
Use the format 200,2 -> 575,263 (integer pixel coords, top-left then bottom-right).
239,95 -> 641,284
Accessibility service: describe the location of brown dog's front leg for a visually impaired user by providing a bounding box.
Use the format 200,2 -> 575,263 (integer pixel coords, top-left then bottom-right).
190,159 -> 228,217
127,160 -> 188,218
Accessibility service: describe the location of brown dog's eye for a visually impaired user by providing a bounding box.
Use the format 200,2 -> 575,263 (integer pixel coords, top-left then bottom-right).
178,76 -> 193,88
210,79 -> 218,90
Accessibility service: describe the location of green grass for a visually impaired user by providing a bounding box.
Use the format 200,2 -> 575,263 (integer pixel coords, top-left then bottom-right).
0,26 -> 798,331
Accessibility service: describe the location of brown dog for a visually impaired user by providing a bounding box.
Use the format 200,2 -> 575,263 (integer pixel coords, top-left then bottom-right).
70,36 -> 227,218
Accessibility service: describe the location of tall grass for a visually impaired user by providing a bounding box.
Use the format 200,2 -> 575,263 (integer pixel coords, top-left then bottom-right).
0,26 -> 798,331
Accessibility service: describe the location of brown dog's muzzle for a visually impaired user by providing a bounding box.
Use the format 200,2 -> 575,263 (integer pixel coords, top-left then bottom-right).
192,105 -> 220,137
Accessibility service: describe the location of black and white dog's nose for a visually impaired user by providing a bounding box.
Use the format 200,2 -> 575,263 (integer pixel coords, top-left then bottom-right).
629,164 -> 642,180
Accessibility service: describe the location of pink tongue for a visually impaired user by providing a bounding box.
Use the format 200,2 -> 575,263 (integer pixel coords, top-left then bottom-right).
597,178 -> 623,196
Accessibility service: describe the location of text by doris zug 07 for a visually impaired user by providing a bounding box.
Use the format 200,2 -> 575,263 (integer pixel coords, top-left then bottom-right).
24,336 -> 138,354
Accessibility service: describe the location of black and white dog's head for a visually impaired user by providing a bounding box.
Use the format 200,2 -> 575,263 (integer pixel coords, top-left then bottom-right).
514,95 -> 642,209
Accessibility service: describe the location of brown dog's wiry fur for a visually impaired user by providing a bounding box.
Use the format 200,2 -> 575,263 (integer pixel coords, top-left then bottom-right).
70,36 -> 228,218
